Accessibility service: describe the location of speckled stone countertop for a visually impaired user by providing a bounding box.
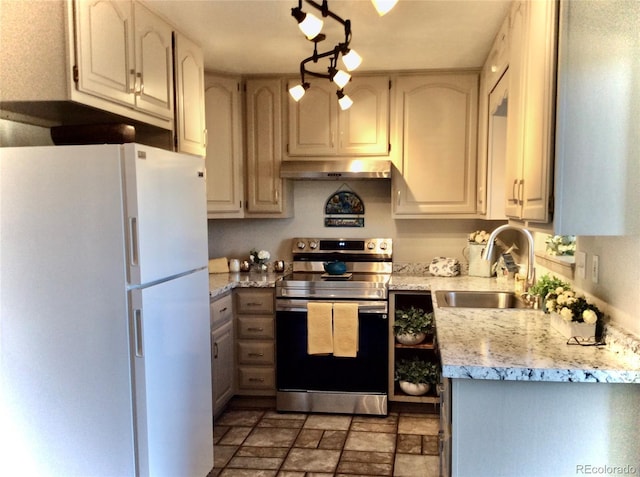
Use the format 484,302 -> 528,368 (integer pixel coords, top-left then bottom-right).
209,272 -> 282,299
390,274 -> 640,384
210,272 -> 640,384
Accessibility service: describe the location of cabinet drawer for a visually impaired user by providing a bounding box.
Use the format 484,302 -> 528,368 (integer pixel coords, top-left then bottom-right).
237,316 -> 274,339
237,341 -> 274,365
210,292 -> 233,328
237,366 -> 275,390
235,290 -> 274,314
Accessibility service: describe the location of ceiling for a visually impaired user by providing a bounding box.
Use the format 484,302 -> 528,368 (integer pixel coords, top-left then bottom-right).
148,0 -> 512,75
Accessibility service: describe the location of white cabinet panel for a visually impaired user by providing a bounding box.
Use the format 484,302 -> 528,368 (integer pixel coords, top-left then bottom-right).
204,75 -> 244,217
392,73 -> 478,217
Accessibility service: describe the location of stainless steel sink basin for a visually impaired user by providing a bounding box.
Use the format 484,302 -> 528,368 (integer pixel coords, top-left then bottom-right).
435,290 -> 527,309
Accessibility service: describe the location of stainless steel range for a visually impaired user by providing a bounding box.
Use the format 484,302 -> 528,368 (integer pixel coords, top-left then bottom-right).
275,238 -> 392,415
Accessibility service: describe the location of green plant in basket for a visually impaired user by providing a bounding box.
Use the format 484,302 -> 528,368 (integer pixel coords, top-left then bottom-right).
393,306 -> 434,336
394,357 -> 440,385
529,274 -> 570,302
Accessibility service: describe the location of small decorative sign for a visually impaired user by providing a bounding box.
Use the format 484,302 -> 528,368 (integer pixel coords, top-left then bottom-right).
324,186 -> 364,227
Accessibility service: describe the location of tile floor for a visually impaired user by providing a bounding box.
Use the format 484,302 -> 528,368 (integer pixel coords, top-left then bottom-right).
211,401 -> 441,476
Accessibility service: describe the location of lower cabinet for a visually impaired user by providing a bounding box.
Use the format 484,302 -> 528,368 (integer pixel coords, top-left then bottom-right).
234,289 -> 276,396
388,291 -> 440,404
210,292 -> 234,417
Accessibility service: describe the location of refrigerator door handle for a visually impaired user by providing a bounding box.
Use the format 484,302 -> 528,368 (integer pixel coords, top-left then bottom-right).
128,216 -> 139,267
134,309 -> 144,357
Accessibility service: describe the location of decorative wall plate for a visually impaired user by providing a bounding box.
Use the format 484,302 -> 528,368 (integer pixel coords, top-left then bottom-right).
324,190 -> 364,215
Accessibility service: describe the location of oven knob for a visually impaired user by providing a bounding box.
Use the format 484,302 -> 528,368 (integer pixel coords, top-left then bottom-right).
309,240 -> 319,249
367,241 -> 376,250
379,241 -> 388,251
296,241 -> 306,250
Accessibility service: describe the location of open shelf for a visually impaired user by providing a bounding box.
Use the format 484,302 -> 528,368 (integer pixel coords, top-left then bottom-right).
389,291 -> 440,405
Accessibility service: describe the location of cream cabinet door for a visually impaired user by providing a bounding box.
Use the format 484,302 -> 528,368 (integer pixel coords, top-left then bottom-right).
288,81 -> 337,156
174,31 -> 206,156
392,73 -> 478,217
504,0 -> 556,222
211,319 -> 234,416
338,76 -> 389,155
245,79 -> 291,217
204,75 -> 244,217
133,2 -> 173,119
75,0 -> 135,106
287,76 -> 389,157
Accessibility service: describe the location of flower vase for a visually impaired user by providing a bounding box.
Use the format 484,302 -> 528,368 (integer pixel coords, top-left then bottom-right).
549,312 -> 595,339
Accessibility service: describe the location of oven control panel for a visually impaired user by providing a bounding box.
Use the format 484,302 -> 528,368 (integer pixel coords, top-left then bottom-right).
291,238 -> 392,256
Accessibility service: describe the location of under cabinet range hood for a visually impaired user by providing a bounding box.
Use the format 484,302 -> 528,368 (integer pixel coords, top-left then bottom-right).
280,160 -> 391,180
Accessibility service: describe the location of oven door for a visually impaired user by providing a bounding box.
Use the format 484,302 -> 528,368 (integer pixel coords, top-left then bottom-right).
275,299 -> 388,393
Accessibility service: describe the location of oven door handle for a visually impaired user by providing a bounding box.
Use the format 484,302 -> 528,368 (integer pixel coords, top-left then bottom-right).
276,299 -> 388,314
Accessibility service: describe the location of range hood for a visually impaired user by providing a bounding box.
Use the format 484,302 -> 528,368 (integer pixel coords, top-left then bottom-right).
280,160 -> 391,180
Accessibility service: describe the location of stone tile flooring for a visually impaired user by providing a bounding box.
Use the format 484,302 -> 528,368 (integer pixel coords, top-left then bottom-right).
211,405 -> 440,476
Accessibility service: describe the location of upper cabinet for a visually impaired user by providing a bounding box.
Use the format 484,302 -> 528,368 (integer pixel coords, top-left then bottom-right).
174,31 -> 206,156
132,2 -> 174,119
553,0 -> 640,235
204,74 -> 244,218
245,78 -> 292,218
0,0 -> 175,132
476,13 -> 510,219
391,73 -> 479,217
503,0 -> 557,222
287,75 -> 390,157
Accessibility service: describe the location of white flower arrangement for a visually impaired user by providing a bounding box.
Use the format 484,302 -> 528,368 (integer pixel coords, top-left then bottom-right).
249,249 -> 270,271
545,285 -> 602,325
545,235 -> 576,256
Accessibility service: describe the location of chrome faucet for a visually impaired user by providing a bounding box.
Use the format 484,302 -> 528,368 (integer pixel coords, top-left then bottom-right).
483,224 -> 536,293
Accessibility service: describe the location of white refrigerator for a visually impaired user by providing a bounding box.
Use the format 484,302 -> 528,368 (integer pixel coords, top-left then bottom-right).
0,144 -> 213,477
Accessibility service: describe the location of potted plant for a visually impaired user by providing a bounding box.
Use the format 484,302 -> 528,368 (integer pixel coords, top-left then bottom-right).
393,306 -> 434,345
545,287 -> 603,340
528,274 -> 570,311
394,358 -> 440,396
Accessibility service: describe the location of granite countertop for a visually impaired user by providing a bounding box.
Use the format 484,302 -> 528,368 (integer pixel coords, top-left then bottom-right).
209,272 -> 282,299
390,274 -> 640,384
210,272 -> 640,384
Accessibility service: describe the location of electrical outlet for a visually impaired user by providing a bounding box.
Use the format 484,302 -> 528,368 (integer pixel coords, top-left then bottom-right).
592,255 -> 599,283
575,251 -> 586,280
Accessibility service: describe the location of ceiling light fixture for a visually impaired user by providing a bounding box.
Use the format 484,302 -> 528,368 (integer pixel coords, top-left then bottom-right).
371,0 -> 399,17
291,7 -> 324,39
336,90 -> 353,110
290,0 -> 362,110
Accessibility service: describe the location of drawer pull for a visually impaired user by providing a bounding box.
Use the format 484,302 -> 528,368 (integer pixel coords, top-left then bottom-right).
219,306 -> 228,313
248,377 -> 265,383
247,327 -> 264,332
248,352 -> 264,357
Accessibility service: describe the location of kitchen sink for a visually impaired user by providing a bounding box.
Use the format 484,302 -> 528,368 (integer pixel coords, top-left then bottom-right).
434,290 -> 527,309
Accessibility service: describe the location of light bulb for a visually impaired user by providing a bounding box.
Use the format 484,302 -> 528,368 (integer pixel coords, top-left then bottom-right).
289,84 -> 307,101
371,0 -> 398,16
338,93 -> 353,110
342,49 -> 362,72
298,12 -> 323,40
332,70 -> 351,89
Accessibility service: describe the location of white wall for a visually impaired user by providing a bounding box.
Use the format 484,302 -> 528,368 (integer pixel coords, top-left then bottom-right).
207,180 -> 504,265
